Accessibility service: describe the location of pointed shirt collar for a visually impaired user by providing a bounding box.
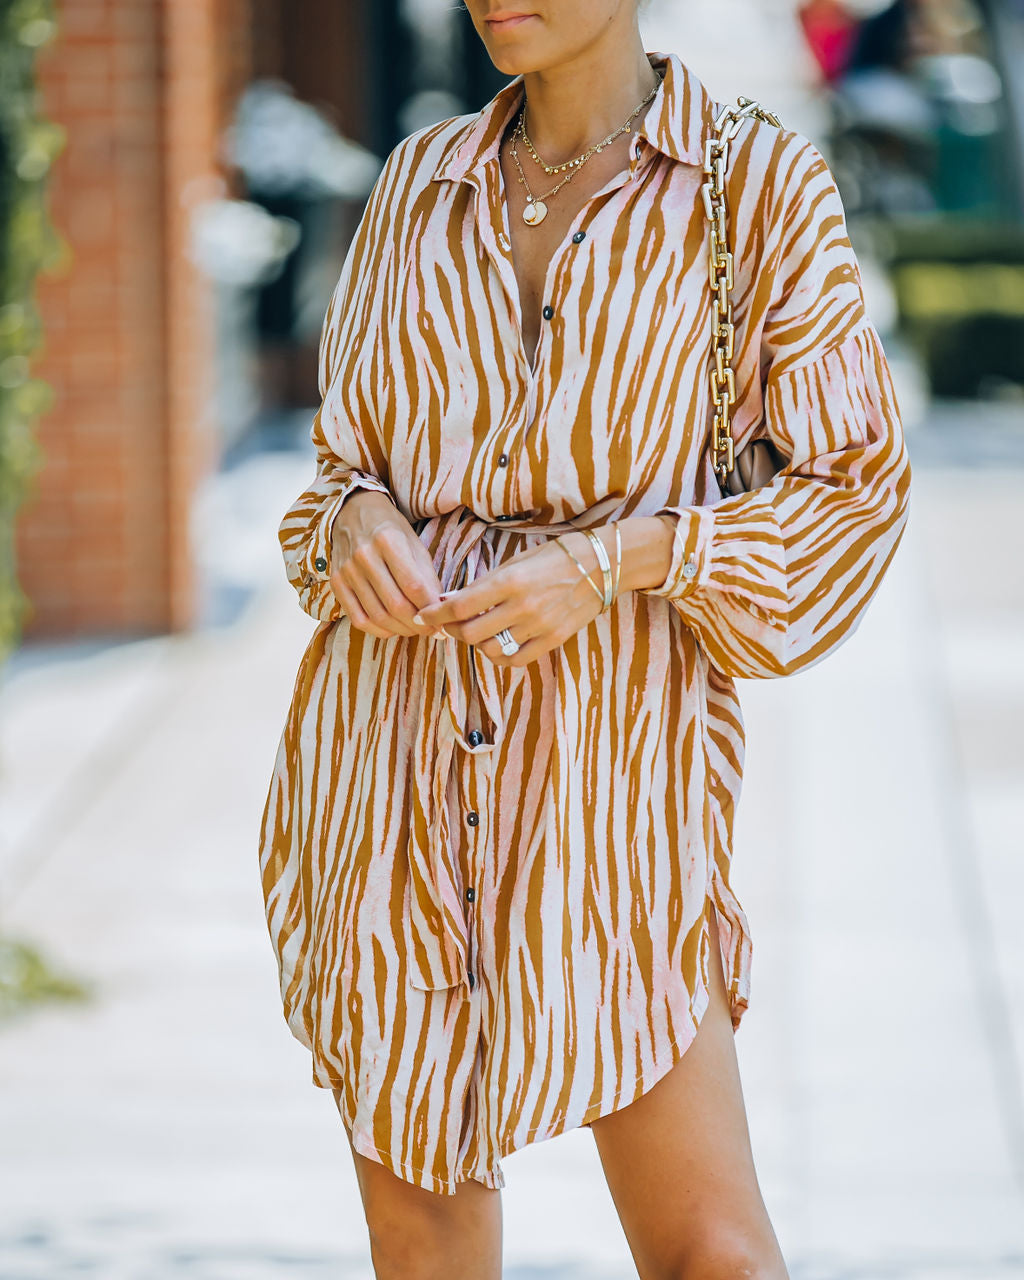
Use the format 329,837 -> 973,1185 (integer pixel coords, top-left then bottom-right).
431,50 -> 709,185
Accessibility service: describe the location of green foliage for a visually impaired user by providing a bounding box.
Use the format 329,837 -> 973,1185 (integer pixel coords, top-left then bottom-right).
0,933 -> 92,1020
0,8 -> 89,1025
0,0 -> 64,662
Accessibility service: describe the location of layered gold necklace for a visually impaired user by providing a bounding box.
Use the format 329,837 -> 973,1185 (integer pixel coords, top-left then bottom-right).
508,72 -> 663,226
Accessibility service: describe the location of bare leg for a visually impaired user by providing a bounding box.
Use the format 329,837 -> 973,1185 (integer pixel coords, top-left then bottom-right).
588,901 -> 788,1280
344,1128 -> 503,1280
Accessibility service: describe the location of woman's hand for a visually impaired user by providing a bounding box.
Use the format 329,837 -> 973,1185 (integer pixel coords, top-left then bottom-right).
413,531 -> 608,666
414,517 -> 677,665
329,490 -> 445,638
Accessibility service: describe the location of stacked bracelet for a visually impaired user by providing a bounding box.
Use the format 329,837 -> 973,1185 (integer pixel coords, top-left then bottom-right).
583,530 -> 614,610
554,536 -> 605,605
555,527 -> 622,613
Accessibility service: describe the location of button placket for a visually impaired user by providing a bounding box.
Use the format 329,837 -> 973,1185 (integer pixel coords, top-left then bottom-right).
463,744 -> 494,998
462,793 -> 480,989
485,164 -> 601,478
459,665 -> 495,997
462,789 -> 485,991
470,168 -> 527,358
465,877 -> 477,990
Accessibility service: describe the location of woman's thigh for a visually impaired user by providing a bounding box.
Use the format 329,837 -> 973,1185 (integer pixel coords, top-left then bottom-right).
343,1129 -> 502,1280
588,901 -> 788,1280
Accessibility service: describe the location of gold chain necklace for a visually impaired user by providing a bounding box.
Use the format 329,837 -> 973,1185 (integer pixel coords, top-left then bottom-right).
509,73 -> 663,226
521,72 -> 662,176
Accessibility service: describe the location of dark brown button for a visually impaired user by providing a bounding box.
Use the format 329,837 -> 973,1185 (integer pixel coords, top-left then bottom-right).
467,729 -> 484,747
498,453 -> 508,467
542,305 -> 554,320
467,970 -> 475,990
572,230 -> 586,244
466,811 -> 479,826
465,887 -> 475,902
314,557 -> 328,572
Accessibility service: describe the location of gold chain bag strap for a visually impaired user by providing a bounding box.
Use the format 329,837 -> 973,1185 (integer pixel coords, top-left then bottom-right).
702,97 -> 790,497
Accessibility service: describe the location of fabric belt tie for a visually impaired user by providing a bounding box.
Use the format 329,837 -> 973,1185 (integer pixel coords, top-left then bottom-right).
403,506 -> 583,993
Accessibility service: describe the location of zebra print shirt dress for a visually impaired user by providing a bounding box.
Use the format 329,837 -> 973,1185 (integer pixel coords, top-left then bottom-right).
258,49 -> 911,1196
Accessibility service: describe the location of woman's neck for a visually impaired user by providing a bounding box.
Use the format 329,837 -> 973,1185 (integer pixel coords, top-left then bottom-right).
517,43 -> 662,164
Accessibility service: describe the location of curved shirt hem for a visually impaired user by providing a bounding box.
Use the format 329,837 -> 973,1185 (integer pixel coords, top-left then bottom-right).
325,919 -> 735,1198
347,1130 -> 507,1196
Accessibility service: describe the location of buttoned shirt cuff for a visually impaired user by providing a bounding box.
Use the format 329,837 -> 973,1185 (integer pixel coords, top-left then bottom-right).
644,508 -> 709,601
304,471 -> 393,584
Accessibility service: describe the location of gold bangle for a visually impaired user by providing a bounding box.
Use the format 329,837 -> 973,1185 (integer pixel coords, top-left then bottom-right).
583,529 -> 613,610
553,536 -> 604,605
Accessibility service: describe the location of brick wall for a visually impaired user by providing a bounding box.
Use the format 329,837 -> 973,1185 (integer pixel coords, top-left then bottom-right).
15,0 -> 249,637
14,0 -> 386,640
162,0 -> 226,630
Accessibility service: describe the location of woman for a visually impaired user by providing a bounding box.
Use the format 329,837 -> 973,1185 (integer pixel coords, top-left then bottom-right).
258,2 -> 911,1276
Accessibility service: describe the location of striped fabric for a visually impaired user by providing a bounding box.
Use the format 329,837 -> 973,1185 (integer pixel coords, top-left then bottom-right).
258,49 -> 911,1196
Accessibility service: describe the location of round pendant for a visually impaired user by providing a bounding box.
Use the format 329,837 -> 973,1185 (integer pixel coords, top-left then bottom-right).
523,199 -> 548,226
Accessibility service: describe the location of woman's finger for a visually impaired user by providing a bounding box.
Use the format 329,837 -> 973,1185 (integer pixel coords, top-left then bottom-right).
474,602 -> 571,662
441,598 -> 535,645
337,564 -> 410,636
330,576 -> 392,639
378,530 -> 444,613
414,562 -> 521,629
346,546 -> 421,629
349,541 -> 445,636
332,499 -> 443,632
363,560 -> 427,634
477,628 -> 561,668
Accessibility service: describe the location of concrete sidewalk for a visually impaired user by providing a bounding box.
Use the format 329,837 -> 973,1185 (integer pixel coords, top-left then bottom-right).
1,446 -> 1023,1279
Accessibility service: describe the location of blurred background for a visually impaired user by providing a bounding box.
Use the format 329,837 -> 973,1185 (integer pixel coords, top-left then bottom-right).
0,0 -> 1022,1276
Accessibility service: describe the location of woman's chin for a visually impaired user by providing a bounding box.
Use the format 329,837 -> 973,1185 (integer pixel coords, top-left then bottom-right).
489,53 -> 532,75
479,20 -> 548,75
483,45 -> 541,76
